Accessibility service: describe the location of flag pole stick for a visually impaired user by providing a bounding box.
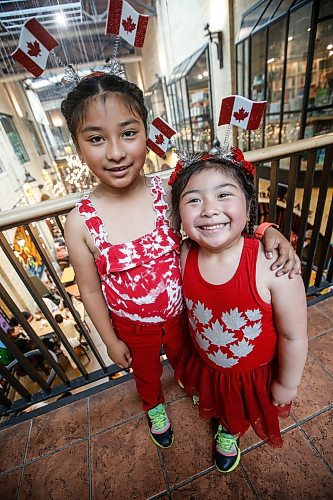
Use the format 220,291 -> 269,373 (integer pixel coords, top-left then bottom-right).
112,35 -> 120,60
223,124 -> 232,150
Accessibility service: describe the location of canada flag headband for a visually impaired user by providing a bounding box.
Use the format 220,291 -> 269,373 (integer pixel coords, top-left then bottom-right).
168,147 -> 255,187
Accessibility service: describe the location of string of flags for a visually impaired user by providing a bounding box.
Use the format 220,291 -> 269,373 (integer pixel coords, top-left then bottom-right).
9,2 -> 267,159
105,0 -> 149,48
11,18 -> 59,77
10,1 -> 150,77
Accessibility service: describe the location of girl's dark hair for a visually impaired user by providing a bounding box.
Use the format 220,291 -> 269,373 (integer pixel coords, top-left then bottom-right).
61,74 -> 148,143
171,158 -> 256,235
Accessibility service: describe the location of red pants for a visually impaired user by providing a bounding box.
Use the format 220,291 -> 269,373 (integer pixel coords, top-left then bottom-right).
111,310 -> 189,411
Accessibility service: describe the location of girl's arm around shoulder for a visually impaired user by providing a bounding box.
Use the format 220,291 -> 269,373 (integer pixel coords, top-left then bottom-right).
64,210 -> 132,369
257,242 -> 308,406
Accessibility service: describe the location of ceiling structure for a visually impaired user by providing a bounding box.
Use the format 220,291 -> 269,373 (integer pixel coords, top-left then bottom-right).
0,0 -> 155,105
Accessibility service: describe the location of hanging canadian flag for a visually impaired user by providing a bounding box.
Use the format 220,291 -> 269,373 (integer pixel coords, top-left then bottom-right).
147,117 -> 177,158
218,95 -> 267,130
11,18 -> 59,77
105,0 -> 149,48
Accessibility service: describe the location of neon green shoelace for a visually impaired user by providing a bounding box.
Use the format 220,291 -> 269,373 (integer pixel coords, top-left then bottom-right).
149,406 -> 168,430
215,425 -> 237,451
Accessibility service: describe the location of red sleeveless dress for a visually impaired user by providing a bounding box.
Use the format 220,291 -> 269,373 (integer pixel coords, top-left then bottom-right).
176,237 -> 291,447
76,176 -> 184,323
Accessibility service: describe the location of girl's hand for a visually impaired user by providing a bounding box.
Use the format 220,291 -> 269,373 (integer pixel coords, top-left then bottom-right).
262,227 -> 301,278
270,380 -> 297,406
106,338 -> 132,369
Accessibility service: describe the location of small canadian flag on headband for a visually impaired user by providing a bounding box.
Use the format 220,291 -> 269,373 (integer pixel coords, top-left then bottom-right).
147,117 -> 176,158
218,95 -> 267,130
105,0 -> 149,48
11,18 -> 59,77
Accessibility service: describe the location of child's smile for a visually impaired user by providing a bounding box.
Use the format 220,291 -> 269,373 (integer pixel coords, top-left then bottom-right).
179,168 -> 248,251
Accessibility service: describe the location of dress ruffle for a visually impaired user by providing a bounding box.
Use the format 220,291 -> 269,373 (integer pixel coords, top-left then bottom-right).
175,343 -> 291,448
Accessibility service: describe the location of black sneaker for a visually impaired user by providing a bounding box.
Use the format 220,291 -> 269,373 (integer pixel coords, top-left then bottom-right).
215,425 -> 240,473
147,403 -> 174,448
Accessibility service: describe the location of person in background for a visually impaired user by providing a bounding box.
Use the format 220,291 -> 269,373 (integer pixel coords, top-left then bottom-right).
54,313 -> 81,369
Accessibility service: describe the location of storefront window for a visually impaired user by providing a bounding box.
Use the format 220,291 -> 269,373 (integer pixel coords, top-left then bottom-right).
167,46 -> 213,152
26,120 -> 44,156
319,0 -> 332,18
283,3 -> 312,120
251,30 -> 266,102
267,19 -> 286,114
0,114 -> 29,164
305,18 -> 333,137
237,0 -> 333,148
237,1 -> 268,42
187,51 -> 212,152
144,80 -> 166,124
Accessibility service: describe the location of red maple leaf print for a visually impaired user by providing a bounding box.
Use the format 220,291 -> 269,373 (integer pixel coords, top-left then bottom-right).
233,107 -> 249,122
122,16 -> 136,33
155,133 -> 164,145
27,40 -> 41,57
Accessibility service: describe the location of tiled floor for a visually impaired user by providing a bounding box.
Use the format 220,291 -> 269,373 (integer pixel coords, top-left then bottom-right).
0,297 -> 332,499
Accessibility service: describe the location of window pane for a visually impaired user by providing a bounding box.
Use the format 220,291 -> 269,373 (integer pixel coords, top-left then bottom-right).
283,3 -> 312,114
244,39 -> 250,98
265,114 -> 281,146
282,111 -> 301,142
237,0 -> 269,42
187,50 -> 212,152
267,18 -> 286,114
237,41 -> 249,97
273,0 -> 294,19
319,0 -> 333,19
0,114 -> 29,164
253,0 -> 282,33
27,120 -> 44,155
237,44 -> 244,96
251,30 -> 267,102
306,18 -> 333,136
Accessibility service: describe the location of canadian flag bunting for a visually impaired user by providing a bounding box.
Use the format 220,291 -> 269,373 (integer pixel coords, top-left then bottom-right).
147,117 -> 176,158
218,95 -> 267,130
105,0 -> 149,48
11,18 -> 59,77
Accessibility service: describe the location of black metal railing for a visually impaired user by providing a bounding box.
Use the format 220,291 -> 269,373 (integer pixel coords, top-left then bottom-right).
0,133 -> 332,424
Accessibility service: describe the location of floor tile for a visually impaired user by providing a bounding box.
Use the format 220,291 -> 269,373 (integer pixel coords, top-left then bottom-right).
314,296 -> 333,319
171,468 -> 254,498
241,428 -> 333,498
291,356 -> 333,422
301,409 -> 333,468
0,468 -> 21,500
307,305 -> 333,339
89,378 -> 143,435
160,398 -> 213,487
91,415 -> 166,499
0,420 -> 30,473
20,441 -> 89,500
309,331 -> 333,376
26,398 -> 88,460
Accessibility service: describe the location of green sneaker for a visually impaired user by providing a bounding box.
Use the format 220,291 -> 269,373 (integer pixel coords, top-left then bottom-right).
214,425 -> 240,473
147,403 -> 174,448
